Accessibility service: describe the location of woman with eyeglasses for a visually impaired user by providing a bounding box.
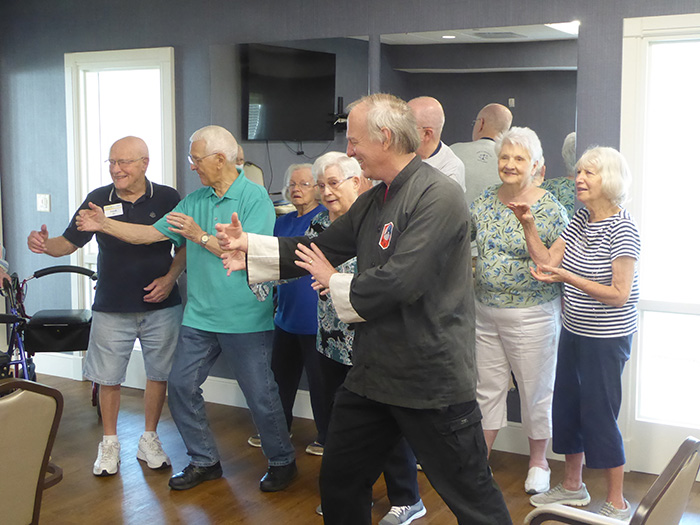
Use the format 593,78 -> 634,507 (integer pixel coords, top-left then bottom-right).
247,163 -> 327,455
302,152 -> 425,522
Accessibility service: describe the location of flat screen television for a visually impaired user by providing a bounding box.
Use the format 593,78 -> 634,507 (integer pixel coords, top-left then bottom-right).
240,43 -> 336,142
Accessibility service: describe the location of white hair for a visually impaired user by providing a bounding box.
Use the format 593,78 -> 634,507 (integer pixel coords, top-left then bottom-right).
495,126 -> 543,171
311,151 -> 361,182
283,163 -> 313,200
189,125 -> 239,163
576,146 -> 632,206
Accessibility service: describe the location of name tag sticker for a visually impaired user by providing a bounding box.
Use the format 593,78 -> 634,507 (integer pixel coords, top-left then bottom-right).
104,203 -> 124,218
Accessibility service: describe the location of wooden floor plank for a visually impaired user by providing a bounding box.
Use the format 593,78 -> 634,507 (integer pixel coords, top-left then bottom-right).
33,374 -> 700,524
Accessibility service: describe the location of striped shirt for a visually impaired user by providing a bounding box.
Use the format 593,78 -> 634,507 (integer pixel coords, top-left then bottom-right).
560,207 -> 641,337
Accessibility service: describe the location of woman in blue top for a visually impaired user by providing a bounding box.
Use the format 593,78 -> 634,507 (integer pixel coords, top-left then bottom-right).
248,163 -> 326,455
510,147 -> 641,520
470,127 -> 569,496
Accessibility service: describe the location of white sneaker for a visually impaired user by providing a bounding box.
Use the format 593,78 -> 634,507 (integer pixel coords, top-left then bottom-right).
137,434 -> 171,469
524,466 -> 551,494
93,440 -> 120,476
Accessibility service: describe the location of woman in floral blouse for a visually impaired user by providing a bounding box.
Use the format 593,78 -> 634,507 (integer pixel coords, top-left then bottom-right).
470,126 -> 569,495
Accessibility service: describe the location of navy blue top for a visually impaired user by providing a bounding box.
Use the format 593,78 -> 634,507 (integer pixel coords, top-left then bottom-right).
273,204 -> 325,334
63,179 -> 182,313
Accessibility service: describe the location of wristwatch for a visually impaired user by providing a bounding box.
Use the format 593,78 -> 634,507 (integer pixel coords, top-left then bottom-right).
200,233 -> 210,246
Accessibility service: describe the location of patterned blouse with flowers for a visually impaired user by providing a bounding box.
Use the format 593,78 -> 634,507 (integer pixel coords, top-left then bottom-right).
470,185 -> 569,308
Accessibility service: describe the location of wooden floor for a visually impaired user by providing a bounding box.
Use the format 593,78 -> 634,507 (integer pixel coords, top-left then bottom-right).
35,374 -> 700,525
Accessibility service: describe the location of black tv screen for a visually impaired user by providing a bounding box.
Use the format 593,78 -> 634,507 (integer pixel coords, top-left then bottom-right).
241,44 -> 336,142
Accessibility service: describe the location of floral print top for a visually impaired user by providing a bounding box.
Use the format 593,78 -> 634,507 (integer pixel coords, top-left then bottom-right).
541,176 -> 575,219
470,185 -> 569,308
307,210 -> 356,366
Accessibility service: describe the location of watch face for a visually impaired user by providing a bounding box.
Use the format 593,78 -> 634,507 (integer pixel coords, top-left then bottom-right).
201,234 -> 209,244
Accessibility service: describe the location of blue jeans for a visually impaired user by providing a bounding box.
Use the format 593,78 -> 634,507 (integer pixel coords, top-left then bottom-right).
167,326 -> 295,467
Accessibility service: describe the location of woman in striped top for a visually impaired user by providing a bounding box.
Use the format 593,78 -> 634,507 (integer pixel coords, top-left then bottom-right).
508,146 -> 641,521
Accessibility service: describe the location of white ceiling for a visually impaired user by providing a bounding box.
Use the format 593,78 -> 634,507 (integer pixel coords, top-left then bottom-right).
352,24 -> 579,45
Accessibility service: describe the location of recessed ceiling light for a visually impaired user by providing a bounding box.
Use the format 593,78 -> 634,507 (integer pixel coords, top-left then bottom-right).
545,21 -> 581,35
442,35 -> 456,39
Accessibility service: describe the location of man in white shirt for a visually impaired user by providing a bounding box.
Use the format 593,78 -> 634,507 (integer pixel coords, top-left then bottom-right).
408,96 -> 466,192
451,103 -> 513,206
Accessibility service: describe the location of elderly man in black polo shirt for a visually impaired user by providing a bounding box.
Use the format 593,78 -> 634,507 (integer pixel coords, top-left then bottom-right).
28,136 -> 185,478
216,94 -> 512,525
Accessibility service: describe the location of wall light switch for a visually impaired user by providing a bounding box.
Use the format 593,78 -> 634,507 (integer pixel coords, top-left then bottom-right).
37,193 -> 51,212
508,98 -> 516,108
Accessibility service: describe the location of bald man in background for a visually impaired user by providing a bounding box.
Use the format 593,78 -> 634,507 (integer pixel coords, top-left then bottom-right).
408,96 -> 466,192
451,103 -> 513,206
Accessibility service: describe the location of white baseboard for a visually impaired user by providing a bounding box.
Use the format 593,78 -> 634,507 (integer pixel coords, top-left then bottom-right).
33,352 -> 85,380
34,350 -> 315,420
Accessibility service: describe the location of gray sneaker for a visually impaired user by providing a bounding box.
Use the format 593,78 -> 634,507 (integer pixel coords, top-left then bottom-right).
379,499 -> 427,525
599,499 -> 632,520
529,482 -> 591,507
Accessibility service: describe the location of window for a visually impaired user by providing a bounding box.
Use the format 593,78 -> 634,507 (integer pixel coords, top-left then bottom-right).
620,13 -> 700,474
64,47 -> 176,309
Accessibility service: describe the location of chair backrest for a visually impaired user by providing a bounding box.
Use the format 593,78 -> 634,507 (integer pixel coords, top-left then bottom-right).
243,162 -> 265,186
631,436 -> 700,525
0,378 -> 64,525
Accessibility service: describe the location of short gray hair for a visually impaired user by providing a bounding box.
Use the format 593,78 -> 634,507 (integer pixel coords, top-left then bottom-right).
561,132 -> 577,177
311,151 -> 362,182
495,126 -> 543,172
283,163 -> 313,200
576,146 -> 631,206
348,93 -> 420,154
189,125 -> 239,163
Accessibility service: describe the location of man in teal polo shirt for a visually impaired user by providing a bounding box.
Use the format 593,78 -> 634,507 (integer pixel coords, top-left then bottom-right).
75,125 -> 297,492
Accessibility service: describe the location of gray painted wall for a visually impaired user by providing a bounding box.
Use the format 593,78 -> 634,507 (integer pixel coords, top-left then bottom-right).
2,0 -> 700,377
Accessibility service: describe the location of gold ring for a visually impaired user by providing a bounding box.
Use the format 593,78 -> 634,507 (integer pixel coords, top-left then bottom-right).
308,259 -> 313,264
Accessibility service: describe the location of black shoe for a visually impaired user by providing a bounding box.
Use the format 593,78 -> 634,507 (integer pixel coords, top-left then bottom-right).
259,461 -> 298,492
168,462 -> 223,490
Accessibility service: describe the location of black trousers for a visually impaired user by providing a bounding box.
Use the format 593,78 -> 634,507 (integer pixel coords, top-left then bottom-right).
319,388 -> 512,525
317,354 -> 420,507
271,326 -> 327,442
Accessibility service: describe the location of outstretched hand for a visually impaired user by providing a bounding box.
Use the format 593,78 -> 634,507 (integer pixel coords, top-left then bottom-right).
76,202 -> 106,232
294,242 -> 336,294
530,264 -> 569,284
506,202 -> 533,224
221,250 -> 247,276
215,212 -> 248,252
27,224 -> 50,254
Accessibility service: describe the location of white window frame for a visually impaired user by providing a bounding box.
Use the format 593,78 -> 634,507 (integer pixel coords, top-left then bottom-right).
620,12 -> 700,475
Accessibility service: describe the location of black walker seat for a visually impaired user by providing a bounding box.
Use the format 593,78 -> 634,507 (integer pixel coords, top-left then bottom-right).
1,265 -> 97,381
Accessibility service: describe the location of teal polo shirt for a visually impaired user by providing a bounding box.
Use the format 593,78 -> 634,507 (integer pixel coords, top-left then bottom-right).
153,173 -> 275,333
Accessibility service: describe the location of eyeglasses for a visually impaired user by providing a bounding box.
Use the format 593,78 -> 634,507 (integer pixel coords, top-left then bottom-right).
287,181 -> 314,190
315,176 -> 352,191
188,153 -> 219,166
105,157 -> 145,168
472,117 -> 483,127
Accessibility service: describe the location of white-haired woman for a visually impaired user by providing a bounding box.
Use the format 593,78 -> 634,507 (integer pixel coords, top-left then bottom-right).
308,152 -> 425,522
509,147 -> 640,520
248,163 -> 327,454
470,126 -> 569,495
